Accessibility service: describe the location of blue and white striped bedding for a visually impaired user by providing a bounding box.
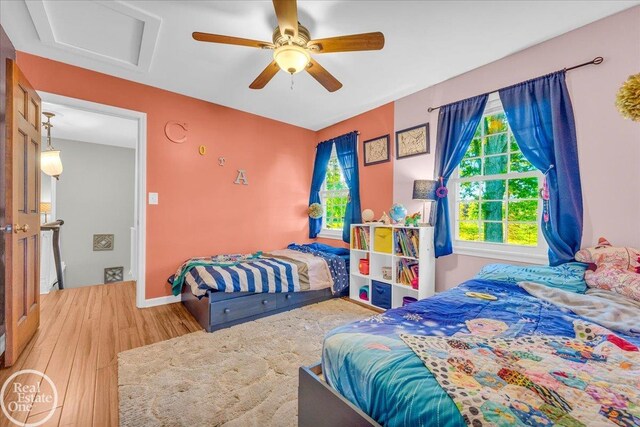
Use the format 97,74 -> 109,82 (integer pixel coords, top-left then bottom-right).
169,244 -> 348,298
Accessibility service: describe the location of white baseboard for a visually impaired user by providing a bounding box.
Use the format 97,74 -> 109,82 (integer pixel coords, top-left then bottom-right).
142,294 -> 181,308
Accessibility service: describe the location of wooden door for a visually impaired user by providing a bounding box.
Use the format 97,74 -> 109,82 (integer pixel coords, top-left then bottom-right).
4,59 -> 41,367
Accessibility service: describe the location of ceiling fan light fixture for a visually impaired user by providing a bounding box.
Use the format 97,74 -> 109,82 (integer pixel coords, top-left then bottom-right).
273,44 -> 310,74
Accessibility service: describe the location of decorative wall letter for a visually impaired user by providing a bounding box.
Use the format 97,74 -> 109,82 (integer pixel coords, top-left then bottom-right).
199,145 -> 207,155
218,157 -> 225,166
234,170 -> 248,185
164,121 -> 188,143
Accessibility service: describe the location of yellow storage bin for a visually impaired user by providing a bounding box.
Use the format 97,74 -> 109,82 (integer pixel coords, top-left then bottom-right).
373,227 -> 393,253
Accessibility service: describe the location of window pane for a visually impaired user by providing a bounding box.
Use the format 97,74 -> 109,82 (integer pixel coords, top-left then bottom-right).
510,134 -> 520,152
459,202 -> 479,220
508,177 -> 538,199
508,200 -> 538,222
325,196 -> 347,229
484,113 -> 508,135
460,159 -> 482,177
458,221 -> 483,242
508,223 -> 538,246
459,181 -> 481,201
325,157 -> 347,191
510,151 -> 536,173
481,179 -> 506,200
483,155 -> 508,175
481,201 -> 505,221
483,134 -> 508,155
483,221 -> 504,243
464,137 -> 481,158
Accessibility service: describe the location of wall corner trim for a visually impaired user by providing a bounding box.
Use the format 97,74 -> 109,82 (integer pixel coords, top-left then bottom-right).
142,295 -> 181,308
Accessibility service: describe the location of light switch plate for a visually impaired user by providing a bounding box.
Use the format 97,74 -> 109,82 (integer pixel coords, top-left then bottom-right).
148,192 -> 159,205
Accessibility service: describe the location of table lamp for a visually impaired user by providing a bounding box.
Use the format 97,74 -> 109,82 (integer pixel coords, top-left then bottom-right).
412,180 -> 438,226
40,202 -> 52,223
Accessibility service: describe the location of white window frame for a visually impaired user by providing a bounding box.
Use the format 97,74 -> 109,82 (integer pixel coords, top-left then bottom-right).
318,146 -> 349,240
448,94 -> 548,264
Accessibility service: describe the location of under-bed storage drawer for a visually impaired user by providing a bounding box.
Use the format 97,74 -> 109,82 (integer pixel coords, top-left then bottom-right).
210,293 -> 277,324
276,288 -> 332,308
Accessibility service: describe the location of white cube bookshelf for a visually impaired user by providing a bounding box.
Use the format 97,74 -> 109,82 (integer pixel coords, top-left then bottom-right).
349,223 -> 435,310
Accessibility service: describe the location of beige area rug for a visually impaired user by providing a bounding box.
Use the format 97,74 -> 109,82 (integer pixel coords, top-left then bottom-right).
118,299 -> 373,426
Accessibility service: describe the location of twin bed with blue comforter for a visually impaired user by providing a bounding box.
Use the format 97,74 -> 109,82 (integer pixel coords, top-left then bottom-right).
320,266 -> 640,427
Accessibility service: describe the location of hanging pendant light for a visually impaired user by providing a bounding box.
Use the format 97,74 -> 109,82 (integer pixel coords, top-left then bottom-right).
41,112 -> 63,179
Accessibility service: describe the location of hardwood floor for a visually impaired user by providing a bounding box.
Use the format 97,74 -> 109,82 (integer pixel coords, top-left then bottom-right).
0,281 -> 202,426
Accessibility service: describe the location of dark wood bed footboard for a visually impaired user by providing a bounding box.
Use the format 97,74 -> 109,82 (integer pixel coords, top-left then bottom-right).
298,363 -> 380,427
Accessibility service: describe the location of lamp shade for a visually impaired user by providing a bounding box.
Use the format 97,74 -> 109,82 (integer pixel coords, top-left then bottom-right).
40,202 -> 52,214
41,150 -> 63,177
412,179 -> 438,200
273,45 -> 310,74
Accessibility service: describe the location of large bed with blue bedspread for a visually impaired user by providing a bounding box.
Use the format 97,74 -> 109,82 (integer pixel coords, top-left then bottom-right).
317,268 -> 640,427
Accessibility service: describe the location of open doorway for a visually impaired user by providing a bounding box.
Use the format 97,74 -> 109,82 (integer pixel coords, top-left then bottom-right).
38,92 -> 147,304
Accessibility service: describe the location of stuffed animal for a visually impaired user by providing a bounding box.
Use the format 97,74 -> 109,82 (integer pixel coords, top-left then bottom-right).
574,237 -> 640,302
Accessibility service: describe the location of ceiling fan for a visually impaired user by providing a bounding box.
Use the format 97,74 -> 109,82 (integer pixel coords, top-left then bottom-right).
192,0 -> 385,92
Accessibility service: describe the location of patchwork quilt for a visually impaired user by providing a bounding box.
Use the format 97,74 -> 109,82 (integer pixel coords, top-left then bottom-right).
401,332 -> 640,427
322,279 -> 640,427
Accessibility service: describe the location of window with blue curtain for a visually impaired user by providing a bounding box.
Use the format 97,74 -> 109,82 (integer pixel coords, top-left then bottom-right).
433,71 -> 582,266
309,131 -> 361,243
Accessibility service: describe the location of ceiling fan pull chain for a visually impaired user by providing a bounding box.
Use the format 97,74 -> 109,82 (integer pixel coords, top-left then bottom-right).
291,74 -> 294,91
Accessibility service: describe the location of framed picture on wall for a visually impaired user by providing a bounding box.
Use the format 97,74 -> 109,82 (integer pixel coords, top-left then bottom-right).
395,123 -> 429,159
363,134 -> 390,166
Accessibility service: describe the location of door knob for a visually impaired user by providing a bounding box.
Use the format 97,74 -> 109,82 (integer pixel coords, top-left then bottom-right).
14,224 -> 29,233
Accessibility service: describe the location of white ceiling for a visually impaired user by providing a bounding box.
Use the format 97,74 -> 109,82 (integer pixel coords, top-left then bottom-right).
42,102 -> 138,149
3,1 -> 638,130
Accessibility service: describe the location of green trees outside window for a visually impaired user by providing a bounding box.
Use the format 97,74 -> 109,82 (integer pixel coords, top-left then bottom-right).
322,156 -> 348,230
457,111 -> 540,246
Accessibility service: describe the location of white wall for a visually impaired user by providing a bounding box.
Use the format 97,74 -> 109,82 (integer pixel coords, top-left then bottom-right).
55,138 -> 135,287
393,7 -> 640,291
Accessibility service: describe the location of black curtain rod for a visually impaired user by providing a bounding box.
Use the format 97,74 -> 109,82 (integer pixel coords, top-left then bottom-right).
427,56 -> 603,113
316,130 -> 360,147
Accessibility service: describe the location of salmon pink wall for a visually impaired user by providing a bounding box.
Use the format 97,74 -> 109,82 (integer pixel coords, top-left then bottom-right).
314,103 -> 395,247
17,52 -> 316,299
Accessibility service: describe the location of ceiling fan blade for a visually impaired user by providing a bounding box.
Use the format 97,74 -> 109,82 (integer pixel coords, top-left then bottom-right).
306,58 -> 342,92
249,61 -> 280,89
192,32 -> 273,49
272,0 -> 298,39
308,32 -> 385,53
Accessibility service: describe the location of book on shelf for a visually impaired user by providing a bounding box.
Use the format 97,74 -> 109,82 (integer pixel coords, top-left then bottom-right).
397,258 -> 418,286
395,228 -> 419,258
352,226 -> 370,251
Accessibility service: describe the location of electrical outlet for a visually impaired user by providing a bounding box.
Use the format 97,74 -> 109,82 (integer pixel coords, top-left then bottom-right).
148,192 -> 159,205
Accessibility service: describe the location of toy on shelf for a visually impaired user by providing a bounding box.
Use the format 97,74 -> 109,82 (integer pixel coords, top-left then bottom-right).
359,286 -> 369,301
405,212 -> 421,227
389,203 -> 407,224
575,237 -> 640,302
381,266 -> 392,280
359,259 -> 370,275
362,209 -> 375,222
379,212 -> 391,225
